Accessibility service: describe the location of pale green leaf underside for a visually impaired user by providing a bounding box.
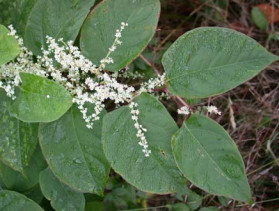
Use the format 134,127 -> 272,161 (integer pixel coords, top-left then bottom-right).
0,89 -> 38,173
0,24 -> 20,65
0,190 -> 43,211
39,105 -> 110,196
40,168 -> 85,211
102,93 -> 186,194
80,0 -> 160,71
172,114 -> 251,203
9,72 -> 72,123
24,0 -> 95,55
162,27 -> 279,98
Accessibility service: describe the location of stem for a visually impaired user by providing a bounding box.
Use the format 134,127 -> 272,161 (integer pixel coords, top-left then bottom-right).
139,54 -> 160,75
139,54 -> 191,113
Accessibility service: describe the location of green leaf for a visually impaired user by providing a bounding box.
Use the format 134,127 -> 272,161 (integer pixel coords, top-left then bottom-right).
85,201 -> 104,211
0,0 -> 15,26
0,190 -> 43,211
12,0 -> 38,36
23,185 -> 44,205
0,146 -> 47,193
0,89 -> 38,173
172,114 -> 251,203
0,25 -> 11,38
24,0 -> 95,55
251,7 -> 267,30
162,27 -> 279,98
40,168 -> 85,211
39,105 -> 110,195
217,196 -> 230,207
80,0 -> 160,71
199,207 -> 221,211
172,203 -> 190,211
175,187 -> 202,210
9,72 -> 72,123
0,24 -> 20,65
102,93 -> 186,194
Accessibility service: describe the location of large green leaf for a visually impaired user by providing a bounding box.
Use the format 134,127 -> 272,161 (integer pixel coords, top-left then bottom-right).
9,72 -> 72,123
40,168 -> 85,211
162,27 -> 279,98
12,0 -> 38,36
80,0 -> 160,71
24,0 -> 95,55
0,146 -> 46,193
0,190 -> 43,210
0,89 -> 38,173
172,114 -> 251,203
0,24 -> 20,65
102,93 -> 186,194
0,0 -> 15,26
39,105 -> 110,196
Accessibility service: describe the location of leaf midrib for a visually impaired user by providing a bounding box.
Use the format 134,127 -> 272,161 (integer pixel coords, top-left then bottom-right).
110,107 -> 184,192
167,57 -> 273,82
182,123 -> 234,182
70,108 -> 96,187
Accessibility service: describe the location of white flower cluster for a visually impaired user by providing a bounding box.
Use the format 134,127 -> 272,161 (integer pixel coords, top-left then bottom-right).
98,22 -> 128,71
140,73 -> 166,93
113,68 -> 145,79
129,102 -> 151,157
0,23 -> 166,157
206,105 -> 221,115
0,25 -> 45,99
177,106 -> 190,115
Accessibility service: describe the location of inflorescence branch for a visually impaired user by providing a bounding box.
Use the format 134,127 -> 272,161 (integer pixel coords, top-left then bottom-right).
0,23 -> 166,157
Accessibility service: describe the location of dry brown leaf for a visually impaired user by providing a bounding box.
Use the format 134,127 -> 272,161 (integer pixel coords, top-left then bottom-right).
257,4 -> 279,24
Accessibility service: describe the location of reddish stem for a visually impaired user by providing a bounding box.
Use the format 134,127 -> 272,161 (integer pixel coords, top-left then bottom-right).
140,54 -> 192,115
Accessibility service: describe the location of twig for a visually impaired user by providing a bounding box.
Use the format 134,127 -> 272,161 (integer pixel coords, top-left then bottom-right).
140,54 -> 191,114
139,54 -> 160,75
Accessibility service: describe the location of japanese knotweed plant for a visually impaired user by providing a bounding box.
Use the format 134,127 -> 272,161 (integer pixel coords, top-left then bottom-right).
0,0 -> 278,210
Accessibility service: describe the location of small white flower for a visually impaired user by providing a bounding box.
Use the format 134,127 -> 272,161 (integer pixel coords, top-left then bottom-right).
129,102 -> 150,157
1,23 -> 166,158
206,106 -> 221,115
177,106 -> 190,115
